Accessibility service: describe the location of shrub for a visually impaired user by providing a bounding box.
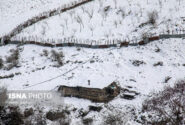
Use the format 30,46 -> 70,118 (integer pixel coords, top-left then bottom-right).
6,62 -> 19,71
41,49 -> 48,57
141,80 -> 185,125
141,32 -> 149,40
153,61 -> 163,66
102,105 -> 132,125
103,112 -> 124,125
46,109 -> 71,125
0,58 -> 3,69
50,50 -> 64,66
58,116 -> 71,125
24,108 -> 34,118
6,49 -> 19,63
132,60 -> 146,67
5,48 -> 20,70
24,108 -> 46,125
148,11 -> 158,25
0,88 -> 24,125
34,112 -> 46,125
82,118 -> 93,125
0,106 -> 24,125
46,111 -> 65,121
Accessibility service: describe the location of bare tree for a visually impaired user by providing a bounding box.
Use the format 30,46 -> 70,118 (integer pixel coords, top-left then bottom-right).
85,9 -> 94,22
76,15 -> 84,32
147,10 -> 158,25
89,25 -> 95,37
141,80 -> 185,125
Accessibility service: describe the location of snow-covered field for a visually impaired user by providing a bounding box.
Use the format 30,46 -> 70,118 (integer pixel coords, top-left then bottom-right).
1,38 -> 185,102
0,0 -> 185,124
0,38 -> 185,124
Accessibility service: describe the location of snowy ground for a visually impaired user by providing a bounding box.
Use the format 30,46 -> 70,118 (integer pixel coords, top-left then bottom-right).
0,0 -> 76,36
12,0 -> 185,42
1,0 -> 185,124
0,38 -> 185,124
1,38 -> 185,106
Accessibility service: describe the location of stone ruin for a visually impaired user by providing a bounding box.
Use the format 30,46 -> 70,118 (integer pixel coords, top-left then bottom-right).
58,82 -> 120,103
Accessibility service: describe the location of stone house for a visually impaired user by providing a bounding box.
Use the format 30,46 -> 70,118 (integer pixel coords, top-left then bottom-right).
58,82 -> 120,102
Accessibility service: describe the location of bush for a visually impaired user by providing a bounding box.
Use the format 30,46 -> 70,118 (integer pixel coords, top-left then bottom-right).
24,108 -> 34,118
102,105 -> 132,125
25,108 -> 46,125
46,111 -> 65,121
0,88 -> 24,125
141,80 -> 185,125
148,11 -> 158,25
50,50 -> 64,66
103,113 -> 124,125
141,32 -> 149,40
34,112 -> 46,125
82,118 -> 93,125
6,49 -> 19,63
153,61 -> 163,66
5,48 -> 20,70
46,110 -> 71,125
0,106 -> 24,125
58,116 -> 71,125
41,49 -> 48,57
0,58 -> 3,69
132,60 -> 146,67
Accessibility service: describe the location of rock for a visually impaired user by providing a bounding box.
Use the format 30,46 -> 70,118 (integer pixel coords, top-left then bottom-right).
46,111 -> 65,121
153,61 -> 163,66
90,60 -> 95,63
82,118 -> 93,125
132,60 -> 146,66
24,108 -> 33,118
121,94 -> 135,100
89,106 -> 102,112
164,76 -> 171,83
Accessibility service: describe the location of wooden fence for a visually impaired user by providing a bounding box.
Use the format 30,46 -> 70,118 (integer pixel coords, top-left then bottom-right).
1,33 -> 184,49
2,28 -> 184,49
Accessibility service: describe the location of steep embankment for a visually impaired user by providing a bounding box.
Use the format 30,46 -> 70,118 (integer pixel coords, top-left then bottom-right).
0,0 -> 93,43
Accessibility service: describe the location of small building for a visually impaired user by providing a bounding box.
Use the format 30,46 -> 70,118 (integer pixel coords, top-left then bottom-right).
58,82 -> 120,103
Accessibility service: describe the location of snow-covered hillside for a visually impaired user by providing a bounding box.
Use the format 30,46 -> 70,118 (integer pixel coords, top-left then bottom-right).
0,38 -> 185,124
1,38 -> 185,101
0,0 -> 75,36
12,0 -> 185,41
0,0 -> 185,124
